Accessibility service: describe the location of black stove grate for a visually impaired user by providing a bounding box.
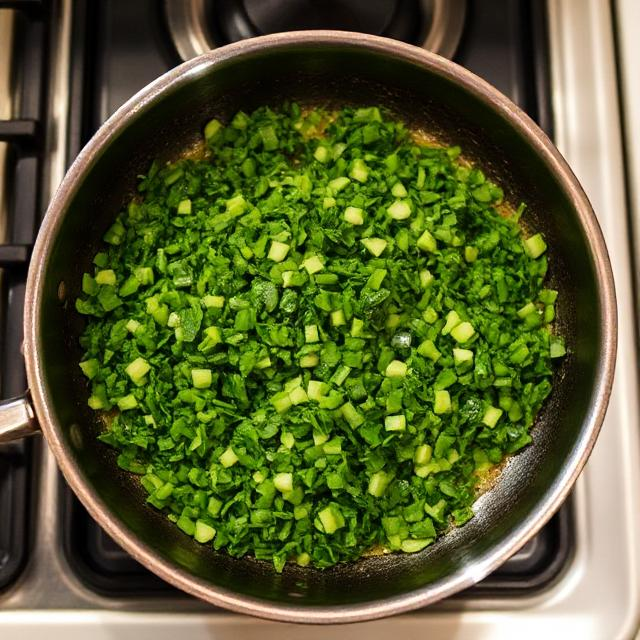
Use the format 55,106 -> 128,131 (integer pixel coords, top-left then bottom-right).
56,0 -> 574,601
0,0 -> 49,592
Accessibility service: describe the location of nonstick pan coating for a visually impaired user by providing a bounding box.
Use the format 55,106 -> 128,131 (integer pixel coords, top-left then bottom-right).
22,32 -> 615,623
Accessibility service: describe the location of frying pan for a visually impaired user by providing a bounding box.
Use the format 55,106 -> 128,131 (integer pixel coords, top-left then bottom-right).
0,32 -> 616,623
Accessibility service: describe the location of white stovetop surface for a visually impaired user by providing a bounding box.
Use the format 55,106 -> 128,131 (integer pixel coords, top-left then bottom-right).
1,0 -> 640,638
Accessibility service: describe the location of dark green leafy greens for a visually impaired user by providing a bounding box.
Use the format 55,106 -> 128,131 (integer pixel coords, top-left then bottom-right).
76,104 -> 565,571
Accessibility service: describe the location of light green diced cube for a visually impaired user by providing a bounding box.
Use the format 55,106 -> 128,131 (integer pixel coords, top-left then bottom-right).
302,254 -> 324,274
204,118 -> 222,140
419,269 -> 434,288
401,539 -> 432,553
314,145 -> 330,163
434,390 -> 451,414
225,194 -> 247,217
281,431 -> 295,449
255,356 -> 272,369
361,237 -> 387,257
317,505 -> 345,534
517,302 -> 536,318
289,386 -> 309,405
414,444 -> 433,465
349,158 -> 369,183
177,198 -> 192,215
274,472 -> 293,493
134,266 -> 154,285
417,229 -> 437,252
313,431 -> 329,445
203,295 -> 225,308
282,271 -> 296,288
387,199 -> 412,220
385,414 -> 406,431
267,240 -> 290,262
284,376 -> 302,393
79,358 -> 100,379
482,406 -> 503,428
203,326 -> 221,345
328,176 -> 350,193
423,307 -> 438,324
219,446 -> 238,468
464,246 -> 478,262
453,348 -> 474,366
392,182 -> 408,197
386,313 -> 401,329
300,353 -> 319,368
330,309 -> 346,327
191,368 -> 212,389
125,357 -> 151,385
117,394 -> 137,411
368,471 -> 392,497
307,380 -> 328,402
270,391 -> 292,414
341,402 -> 364,428
451,321 -> 476,343
88,395 -> 105,410
323,196 -> 336,209
417,339 -> 441,362
344,206 -> 364,225
125,319 -> 140,333
524,233 -> 547,258
95,269 -> 116,286
351,317 -> 364,337
194,520 -> 216,543
385,359 -> 408,378
304,324 -> 320,343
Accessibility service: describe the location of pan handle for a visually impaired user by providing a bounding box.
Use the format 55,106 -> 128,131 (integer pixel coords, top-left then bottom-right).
0,395 -> 40,443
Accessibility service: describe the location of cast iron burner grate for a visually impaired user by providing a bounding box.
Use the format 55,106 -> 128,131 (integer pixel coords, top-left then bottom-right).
0,0 -> 48,593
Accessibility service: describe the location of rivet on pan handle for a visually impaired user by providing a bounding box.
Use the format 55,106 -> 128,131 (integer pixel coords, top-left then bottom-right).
0,395 -> 40,443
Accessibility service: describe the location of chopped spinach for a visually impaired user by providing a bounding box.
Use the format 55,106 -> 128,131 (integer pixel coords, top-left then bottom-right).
76,104 -> 564,571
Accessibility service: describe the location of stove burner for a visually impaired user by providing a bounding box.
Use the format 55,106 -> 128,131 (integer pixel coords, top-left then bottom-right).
164,0 -> 467,61
242,0 -> 396,35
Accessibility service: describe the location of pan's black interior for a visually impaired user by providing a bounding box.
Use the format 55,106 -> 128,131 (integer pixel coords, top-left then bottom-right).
36,32 -> 606,611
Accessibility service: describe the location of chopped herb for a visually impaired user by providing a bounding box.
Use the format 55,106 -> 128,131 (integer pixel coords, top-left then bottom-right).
76,105 -> 563,573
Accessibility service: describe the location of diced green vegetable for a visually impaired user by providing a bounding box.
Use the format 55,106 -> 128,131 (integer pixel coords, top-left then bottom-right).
219,447 -> 239,468
194,520 -> 216,543
344,206 -> 364,225
191,368 -> 212,389
77,105 -> 561,574
451,321 -> 476,343
125,357 -> 150,385
267,241 -> 290,262
524,233 -> 547,258
368,471 -> 392,497
482,406 -> 503,428
302,255 -> 324,274
385,360 -> 408,378
387,200 -> 412,220
417,229 -> 437,253
385,414 -> 406,431
317,505 -> 345,535
434,390 -> 451,414
177,199 -> 192,215
361,237 -> 387,257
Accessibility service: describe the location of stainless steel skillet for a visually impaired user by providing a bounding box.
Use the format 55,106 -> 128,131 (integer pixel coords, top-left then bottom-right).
0,31 -> 616,623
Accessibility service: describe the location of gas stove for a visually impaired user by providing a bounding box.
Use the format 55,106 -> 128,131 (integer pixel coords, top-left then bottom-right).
0,1 -> 638,637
